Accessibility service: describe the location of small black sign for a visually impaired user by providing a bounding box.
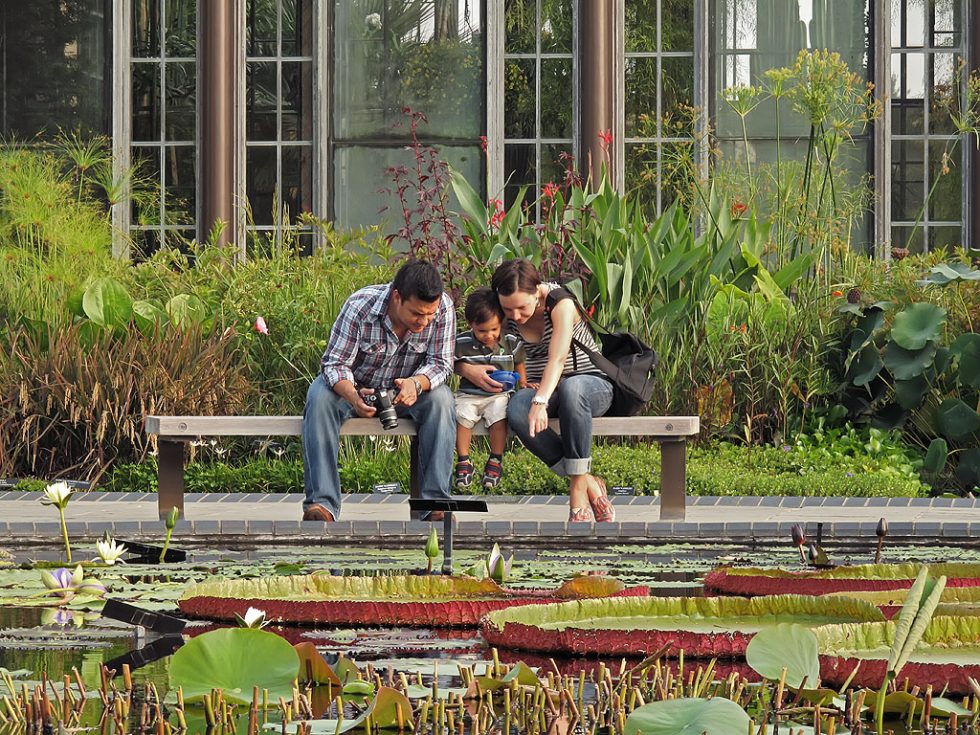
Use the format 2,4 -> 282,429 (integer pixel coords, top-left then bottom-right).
610,485 -> 634,496
372,482 -> 401,495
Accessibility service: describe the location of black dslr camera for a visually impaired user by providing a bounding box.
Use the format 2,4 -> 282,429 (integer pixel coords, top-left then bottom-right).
364,389 -> 398,430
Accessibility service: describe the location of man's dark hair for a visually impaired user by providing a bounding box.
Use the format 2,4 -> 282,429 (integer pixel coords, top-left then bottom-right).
392,259 -> 443,302
464,287 -> 504,326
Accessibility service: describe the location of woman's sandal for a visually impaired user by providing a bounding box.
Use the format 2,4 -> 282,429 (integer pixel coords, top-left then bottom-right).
568,506 -> 595,522
589,477 -> 616,522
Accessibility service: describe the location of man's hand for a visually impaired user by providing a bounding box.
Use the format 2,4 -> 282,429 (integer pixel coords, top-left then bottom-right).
457,362 -> 504,393
392,377 -> 420,407
352,388 -> 378,418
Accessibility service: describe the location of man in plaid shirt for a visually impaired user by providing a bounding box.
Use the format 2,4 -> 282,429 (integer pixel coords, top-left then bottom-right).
302,260 -> 456,522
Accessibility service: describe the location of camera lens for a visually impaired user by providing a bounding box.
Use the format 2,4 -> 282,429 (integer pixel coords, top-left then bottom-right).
372,389 -> 399,431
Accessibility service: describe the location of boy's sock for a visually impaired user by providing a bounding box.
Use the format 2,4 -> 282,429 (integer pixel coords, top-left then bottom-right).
458,454 -> 470,462
489,453 -> 502,462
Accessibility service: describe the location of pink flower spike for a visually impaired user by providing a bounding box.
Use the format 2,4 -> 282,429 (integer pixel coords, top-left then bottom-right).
254,316 -> 269,336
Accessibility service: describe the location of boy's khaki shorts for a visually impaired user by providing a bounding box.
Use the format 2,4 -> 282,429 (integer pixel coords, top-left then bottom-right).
455,392 -> 510,429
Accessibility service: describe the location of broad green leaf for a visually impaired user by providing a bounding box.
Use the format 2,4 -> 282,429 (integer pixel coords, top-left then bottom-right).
954,448 -> 980,488
168,628 -> 299,704
936,399 -> 980,441
132,300 -> 167,334
624,697 -> 751,735
883,341 -> 936,381
893,376 -> 929,409
449,168 -> 490,234
922,438 -> 948,475
166,294 -> 208,327
82,277 -> 132,329
849,344 -> 883,387
949,333 -> 980,389
890,303 -> 946,350
745,623 -> 820,689
295,642 -> 341,685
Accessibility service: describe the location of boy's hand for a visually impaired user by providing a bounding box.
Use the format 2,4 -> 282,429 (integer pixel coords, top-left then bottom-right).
459,363 -> 503,392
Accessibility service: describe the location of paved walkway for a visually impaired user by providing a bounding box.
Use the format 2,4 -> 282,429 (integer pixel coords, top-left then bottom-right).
0,491 -> 976,545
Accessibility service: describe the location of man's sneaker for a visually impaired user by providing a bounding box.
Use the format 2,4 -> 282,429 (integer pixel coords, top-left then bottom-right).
302,504 -> 335,522
482,457 -> 503,490
454,459 -> 475,488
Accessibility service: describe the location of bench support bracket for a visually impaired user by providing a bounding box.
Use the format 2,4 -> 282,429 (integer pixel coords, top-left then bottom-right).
659,439 -> 687,521
158,439 -> 186,521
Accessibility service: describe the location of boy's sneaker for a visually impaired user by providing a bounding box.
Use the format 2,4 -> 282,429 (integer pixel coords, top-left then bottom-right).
482,457 -> 503,490
454,459 -> 475,488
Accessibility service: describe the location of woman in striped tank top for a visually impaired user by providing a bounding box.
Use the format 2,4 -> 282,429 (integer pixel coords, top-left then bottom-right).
458,259 -> 616,522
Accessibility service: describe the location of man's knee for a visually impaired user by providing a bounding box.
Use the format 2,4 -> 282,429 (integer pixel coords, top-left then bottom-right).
305,377 -> 348,422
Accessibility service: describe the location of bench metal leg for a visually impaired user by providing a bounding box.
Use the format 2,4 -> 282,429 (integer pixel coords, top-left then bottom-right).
408,436 -> 421,519
659,439 -> 687,521
158,439 -> 186,521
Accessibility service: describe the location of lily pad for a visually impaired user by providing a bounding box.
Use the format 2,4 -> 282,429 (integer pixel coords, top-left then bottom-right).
745,623 -> 820,688
624,697 -> 751,735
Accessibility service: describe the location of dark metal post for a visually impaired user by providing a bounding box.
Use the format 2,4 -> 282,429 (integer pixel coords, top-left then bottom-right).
579,0 -> 615,187
157,440 -> 186,520
199,0 -> 237,248
442,513 -> 454,575
659,439 -> 687,521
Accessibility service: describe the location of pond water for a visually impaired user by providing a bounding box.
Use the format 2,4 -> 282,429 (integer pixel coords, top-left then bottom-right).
0,541 -> 976,735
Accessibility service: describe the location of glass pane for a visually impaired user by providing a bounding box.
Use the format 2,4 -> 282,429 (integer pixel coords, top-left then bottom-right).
891,52 -> 925,135
247,62 -> 278,141
247,0 -> 279,56
505,0 -> 535,53
333,144 -> 481,231
333,0 -> 485,140
505,59 -> 536,138
131,147 -> 161,224
281,0 -> 298,56
662,0 -> 694,51
247,146 -> 278,226
504,143 -> 536,210
893,0 -> 924,47
662,56 -> 694,121
540,143 -> 572,192
164,145 -> 196,224
891,140 -> 924,222
625,142 -> 659,215
540,0 -> 573,54
132,63 -> 161,141
540,58 -> 572,138
625,0 -> 656,52
931,0 -> 960,46
929,143 -> 961,221
282,146 -> 314,222
165,0 -> 197,57
132,229 -> 161,258
930,53 -> 956,134
929,226 -> 961,250
282,61 -> 314,141
626,57 -> 658,138
661,140 -> 697,207
165,62 -> 196,141
891,226 -> 925,254
163,229 -> 194,250
1,1 -> 111,137
133,0 -> 160,57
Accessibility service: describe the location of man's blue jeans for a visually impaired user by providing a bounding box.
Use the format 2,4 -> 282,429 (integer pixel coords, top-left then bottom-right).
303,376 -> 455,518
506,375 -> 614,476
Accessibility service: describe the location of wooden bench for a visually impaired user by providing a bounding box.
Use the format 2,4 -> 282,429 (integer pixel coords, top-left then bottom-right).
143,415 -> 700,522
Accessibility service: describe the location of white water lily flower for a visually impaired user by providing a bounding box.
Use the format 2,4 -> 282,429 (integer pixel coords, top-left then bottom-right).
365,12 -> 381,30
236,606 -> 269,629
41,481 -> 74,509
96,536 -> 128,565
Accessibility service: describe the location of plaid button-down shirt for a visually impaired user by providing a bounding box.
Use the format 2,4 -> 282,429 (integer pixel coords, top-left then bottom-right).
319,284 -> 456,391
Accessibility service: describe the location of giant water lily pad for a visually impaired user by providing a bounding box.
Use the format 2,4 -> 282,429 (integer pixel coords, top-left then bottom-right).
179,574 -> 646,627
703,562 -> 980,597
816,616 -> 980,694
828,586 -> 980,619
480,595 -> 883,658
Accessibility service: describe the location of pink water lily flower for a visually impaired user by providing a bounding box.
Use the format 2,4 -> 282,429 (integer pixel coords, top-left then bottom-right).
254,316 -> 269,335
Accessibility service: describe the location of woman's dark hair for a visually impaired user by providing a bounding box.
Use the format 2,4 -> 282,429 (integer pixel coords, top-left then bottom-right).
392,259 -> 443,302
464,287 -> 504,325
490,258 -> 541,296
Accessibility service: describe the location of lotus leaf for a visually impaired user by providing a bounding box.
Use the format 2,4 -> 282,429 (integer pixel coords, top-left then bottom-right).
169,628 -> 299,704
954,447 -> 980,487
848,344 -> 883,386
482,595 -> 883,657
860,690 -> 973,718
268,686 -> 413,734
883,340 -> 937,380
295,642 -> 342,685
950,333 -> 980,389
917,261 -> 980,286
936,398 -> 980,441
745,623 -> 820,689
890,303 -> 946,350
893,376 -> 929,409
624,697 -> 751,735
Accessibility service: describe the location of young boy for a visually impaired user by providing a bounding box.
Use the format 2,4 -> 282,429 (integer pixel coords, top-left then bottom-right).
454,287 -> 527,490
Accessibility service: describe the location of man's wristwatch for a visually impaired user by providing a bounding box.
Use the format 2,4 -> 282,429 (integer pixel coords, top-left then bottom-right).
411,377 -> 424,395
531,395 -> 548,406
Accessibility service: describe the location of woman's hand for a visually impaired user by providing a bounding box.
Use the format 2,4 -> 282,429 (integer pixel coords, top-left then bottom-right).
457,362 -> 504,392
528,400 -> 549,437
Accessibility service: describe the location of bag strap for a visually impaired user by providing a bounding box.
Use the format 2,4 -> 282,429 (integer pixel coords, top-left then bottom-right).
545,286 -> 616,335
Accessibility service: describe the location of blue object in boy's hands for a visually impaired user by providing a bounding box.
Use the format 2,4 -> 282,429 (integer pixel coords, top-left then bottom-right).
489,370 -> 521,391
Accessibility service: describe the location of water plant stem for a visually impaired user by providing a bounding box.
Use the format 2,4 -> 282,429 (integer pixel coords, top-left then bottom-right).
58,508 -> 71,563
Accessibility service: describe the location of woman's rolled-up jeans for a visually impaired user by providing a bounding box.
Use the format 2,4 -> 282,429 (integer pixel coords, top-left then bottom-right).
506,374 -> 613,476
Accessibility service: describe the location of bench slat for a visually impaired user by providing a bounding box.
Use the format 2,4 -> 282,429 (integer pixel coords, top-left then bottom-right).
145,415 -> 699,438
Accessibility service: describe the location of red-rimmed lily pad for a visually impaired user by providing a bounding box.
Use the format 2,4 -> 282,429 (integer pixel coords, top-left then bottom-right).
703,563 -> 980,597
480,595 -> 884,658
827,586 -> 980,619
179,574 -> 648,627
816,616 -> 980,694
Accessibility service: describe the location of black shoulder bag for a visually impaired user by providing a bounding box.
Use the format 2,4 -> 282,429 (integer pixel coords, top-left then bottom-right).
545,287 -> 658,416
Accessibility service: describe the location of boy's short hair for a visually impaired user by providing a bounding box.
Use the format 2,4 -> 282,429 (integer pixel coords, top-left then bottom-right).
464,287 -> 504,325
